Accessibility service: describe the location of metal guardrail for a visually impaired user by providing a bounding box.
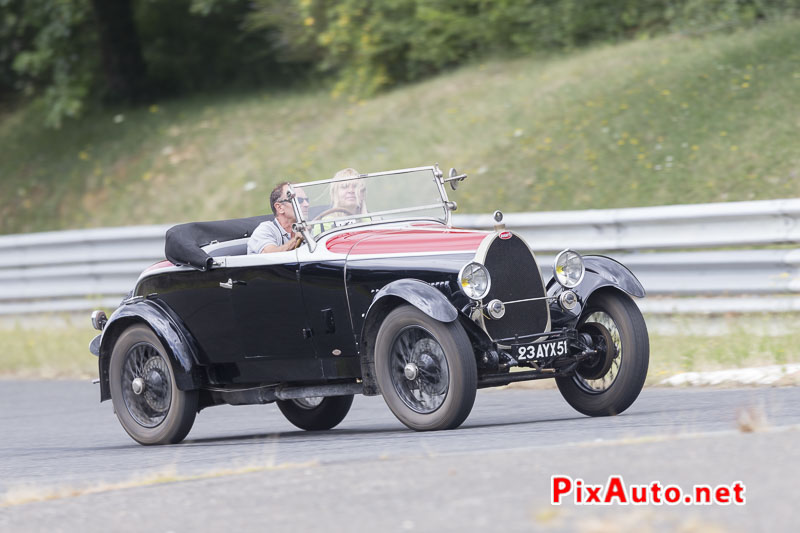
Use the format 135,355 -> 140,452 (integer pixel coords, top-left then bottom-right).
456,198 -> 800,251
1,199 -> 798,316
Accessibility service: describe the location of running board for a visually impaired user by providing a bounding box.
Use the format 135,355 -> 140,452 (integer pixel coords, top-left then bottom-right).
210,382 -> 363,406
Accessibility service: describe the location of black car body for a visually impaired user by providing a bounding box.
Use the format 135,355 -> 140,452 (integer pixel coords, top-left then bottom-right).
90,165 -> 649,445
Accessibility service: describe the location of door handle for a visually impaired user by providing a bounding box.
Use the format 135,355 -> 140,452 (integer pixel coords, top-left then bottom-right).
219,278 -> 246,289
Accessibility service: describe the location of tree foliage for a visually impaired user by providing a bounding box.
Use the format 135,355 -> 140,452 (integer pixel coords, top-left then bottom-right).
1,0 -> 96,126
247,0 -> 800,99
1,0 -> 279,127
1,0 -> 799,126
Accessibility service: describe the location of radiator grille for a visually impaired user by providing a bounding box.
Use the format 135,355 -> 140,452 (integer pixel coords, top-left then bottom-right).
480,234 -> 549,341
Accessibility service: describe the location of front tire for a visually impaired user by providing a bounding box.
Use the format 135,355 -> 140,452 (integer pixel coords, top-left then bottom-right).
556,290 -> 649,417
277,395 -> 354,431
109,325 -> 198,445
374,305 -> 477,431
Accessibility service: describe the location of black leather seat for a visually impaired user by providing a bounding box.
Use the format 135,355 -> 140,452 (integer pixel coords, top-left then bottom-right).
207,241 -> 248,257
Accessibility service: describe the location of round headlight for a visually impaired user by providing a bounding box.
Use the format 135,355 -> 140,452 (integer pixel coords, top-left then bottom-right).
459,262 -> 491,300
553,249 -> 585,289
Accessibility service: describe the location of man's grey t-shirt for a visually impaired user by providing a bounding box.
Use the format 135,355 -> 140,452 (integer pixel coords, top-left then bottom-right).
247,219 -> 290,254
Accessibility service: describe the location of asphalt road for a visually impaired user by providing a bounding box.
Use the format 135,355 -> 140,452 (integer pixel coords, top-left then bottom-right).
1,381 -> 798,532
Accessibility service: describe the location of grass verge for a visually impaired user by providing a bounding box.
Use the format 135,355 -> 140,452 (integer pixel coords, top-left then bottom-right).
0,323 -> 98,379
645,328 -> 800,386
2,313 -> 799,383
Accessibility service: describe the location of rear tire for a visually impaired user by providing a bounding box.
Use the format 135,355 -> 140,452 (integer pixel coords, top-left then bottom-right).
375,305 -> 477,431
277,395 -> 354,431
109,325 -> 198,445
556,290 -> 649,417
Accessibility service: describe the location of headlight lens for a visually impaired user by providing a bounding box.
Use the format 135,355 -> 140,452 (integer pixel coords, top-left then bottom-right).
553,249 -> 585,288
459,262 -> 491,300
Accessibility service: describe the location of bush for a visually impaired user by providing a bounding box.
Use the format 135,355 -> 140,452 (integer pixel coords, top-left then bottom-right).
246,0 -> 800,99
1,0 -> 97,127
1,0 -> 291,127
137,0 -> 285,95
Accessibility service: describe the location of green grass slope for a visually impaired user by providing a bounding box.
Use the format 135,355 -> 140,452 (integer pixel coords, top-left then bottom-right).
1,20 -> 799,234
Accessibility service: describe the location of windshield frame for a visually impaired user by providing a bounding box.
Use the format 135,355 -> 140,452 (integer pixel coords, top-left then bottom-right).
286,165 -> 453,249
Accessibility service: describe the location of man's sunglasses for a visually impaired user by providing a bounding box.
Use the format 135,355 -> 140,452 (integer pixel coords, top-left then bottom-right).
280,197 -> 310,204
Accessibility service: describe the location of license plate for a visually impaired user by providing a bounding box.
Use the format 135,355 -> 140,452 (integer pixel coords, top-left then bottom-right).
513,338 -> 569,361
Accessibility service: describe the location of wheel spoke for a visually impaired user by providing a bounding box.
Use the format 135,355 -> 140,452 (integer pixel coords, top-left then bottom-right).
392,351 -> 408,369
399,331 -> 416,357
575,311 -> 623,393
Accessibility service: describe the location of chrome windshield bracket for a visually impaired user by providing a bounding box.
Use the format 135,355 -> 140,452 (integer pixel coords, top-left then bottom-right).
292,221 -> 316,252
286,186 -> 317,252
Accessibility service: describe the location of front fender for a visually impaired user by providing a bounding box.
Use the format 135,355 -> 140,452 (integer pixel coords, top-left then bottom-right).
579,255 -> 646,299
367,278 -> 459,324
97,298 -> 202,402
548,255 -> 645,326
357,279 -> 458,396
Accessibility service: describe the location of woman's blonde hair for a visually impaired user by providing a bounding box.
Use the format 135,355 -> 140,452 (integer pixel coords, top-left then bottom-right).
333,168 -> 360,181
330,168 -> 367,213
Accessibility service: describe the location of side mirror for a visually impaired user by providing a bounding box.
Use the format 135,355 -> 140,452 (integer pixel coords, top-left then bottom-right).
445,168 -> 467,190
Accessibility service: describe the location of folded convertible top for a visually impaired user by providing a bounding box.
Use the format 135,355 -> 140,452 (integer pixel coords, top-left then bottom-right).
164,214 -> 273,270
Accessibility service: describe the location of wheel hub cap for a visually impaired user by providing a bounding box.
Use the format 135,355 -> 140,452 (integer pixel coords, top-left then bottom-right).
577,322 -> 616,380
131,377 -> 144,395
404,362 -> 419,380
148,370 -> 163,389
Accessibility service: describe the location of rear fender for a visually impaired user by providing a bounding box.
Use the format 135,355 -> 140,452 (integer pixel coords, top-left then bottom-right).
97,299 -> 202,401
358,279 -> 458,395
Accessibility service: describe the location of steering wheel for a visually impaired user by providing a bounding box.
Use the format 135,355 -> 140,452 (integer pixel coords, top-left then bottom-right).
311,207 -> 355,221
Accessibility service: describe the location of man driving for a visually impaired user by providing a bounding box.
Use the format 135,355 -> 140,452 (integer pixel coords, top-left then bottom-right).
247,182 -> 309,254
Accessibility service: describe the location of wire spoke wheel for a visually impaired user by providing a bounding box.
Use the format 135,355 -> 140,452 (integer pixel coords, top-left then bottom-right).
121,343 -> 172,428
555,291 -> 649,417
390,326 -> 450,414
277,395 -> 353,431
109,325 -> 198,445
573,312 -> 622,394
375,305 -> 477,431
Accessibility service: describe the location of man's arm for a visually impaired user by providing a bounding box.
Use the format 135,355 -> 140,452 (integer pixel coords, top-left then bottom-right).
247,222 -> 280,254
258,234 -> 302,253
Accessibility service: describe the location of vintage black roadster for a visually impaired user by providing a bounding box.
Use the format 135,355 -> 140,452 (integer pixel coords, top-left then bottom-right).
90,165 -> 649,445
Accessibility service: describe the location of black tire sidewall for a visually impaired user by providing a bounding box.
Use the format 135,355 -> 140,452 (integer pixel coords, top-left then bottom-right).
556,291 -> 649,416
374,305 -> 477,431
276,395 -> 354,431
109,324 -> 197,445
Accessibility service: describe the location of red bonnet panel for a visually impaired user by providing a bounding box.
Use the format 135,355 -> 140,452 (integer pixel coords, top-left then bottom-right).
326,228 -> 488,255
